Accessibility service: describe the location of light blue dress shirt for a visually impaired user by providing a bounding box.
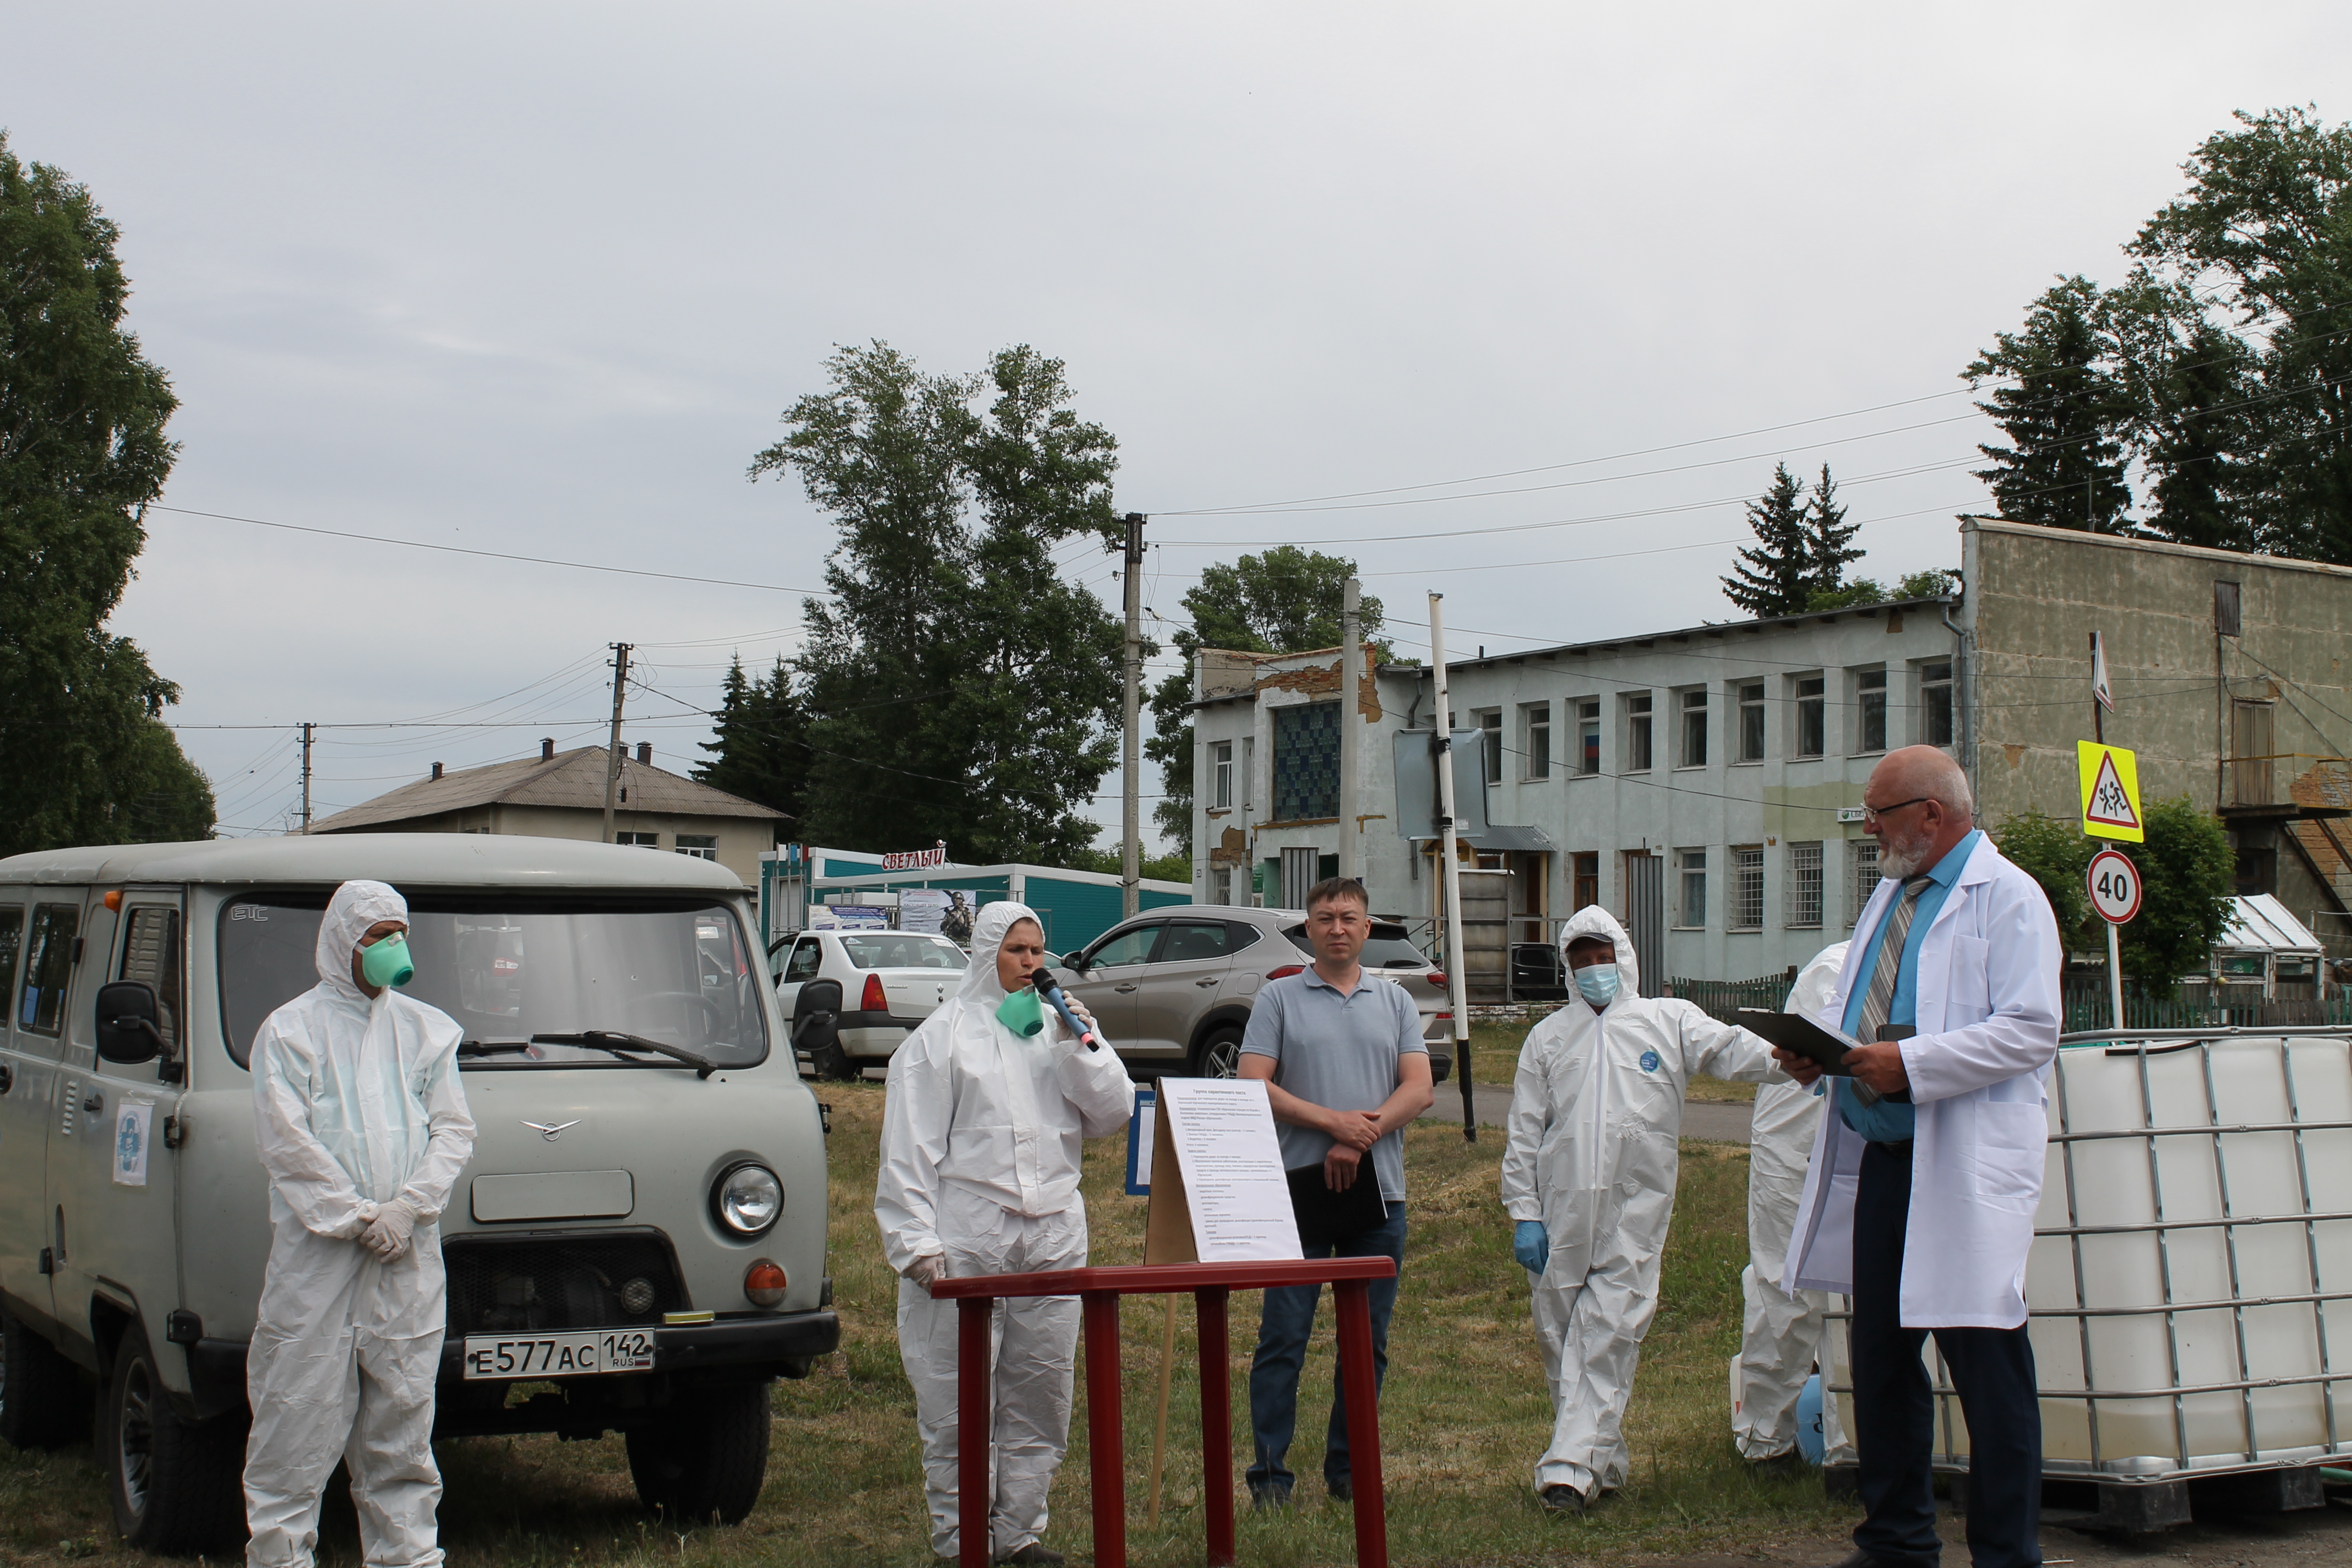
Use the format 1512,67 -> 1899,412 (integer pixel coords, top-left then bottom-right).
1833,828 -> 1984,1142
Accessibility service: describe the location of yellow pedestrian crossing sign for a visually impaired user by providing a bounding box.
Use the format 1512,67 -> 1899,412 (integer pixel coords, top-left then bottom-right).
2077,741 -> 2144,843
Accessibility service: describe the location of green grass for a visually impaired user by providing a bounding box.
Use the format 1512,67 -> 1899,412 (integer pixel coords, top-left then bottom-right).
0,1084 -> 1852,1567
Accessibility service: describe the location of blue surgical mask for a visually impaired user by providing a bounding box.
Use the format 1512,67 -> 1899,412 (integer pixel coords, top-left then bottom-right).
1573,963 -> 1620,1006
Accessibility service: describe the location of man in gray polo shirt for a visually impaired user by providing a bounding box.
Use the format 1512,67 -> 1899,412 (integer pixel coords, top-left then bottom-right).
1238,876 -> 1435,1507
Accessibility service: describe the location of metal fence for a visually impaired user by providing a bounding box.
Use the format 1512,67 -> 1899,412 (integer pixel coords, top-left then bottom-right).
1668,973 -> 1794,1023
2059,983 -> 2352,1035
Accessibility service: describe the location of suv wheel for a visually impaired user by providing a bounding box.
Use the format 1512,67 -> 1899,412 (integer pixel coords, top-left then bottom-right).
1190,1024 -> 1245,1080
104,1330 -> 247,1553
626,1378 -> 773,1525
1,1308 -> 86,1450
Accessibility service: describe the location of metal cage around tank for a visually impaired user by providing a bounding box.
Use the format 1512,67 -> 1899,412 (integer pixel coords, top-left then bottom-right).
1821,1027 -> 2352,1492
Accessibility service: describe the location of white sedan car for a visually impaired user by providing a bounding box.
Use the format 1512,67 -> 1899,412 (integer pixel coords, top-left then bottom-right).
769,928 -> 968,1077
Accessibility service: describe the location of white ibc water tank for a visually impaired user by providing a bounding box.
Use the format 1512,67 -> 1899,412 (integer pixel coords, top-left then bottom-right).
1824,1032 -> 2352,1480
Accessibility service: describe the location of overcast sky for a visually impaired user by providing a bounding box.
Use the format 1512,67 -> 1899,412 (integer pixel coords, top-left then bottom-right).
7,4 -> 2343,847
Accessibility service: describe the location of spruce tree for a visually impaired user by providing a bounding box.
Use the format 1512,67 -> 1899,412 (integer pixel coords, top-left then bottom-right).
694,655 -> 809,822
1801,464 -> 1864,602
1963,275 -> 2135,531
1720,464 -> 1813,617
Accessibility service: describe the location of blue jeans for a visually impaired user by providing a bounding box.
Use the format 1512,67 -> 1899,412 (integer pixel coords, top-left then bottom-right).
1246,1201 -> 1406,1496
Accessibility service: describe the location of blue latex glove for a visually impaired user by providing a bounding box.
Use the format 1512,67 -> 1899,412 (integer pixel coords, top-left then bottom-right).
1513,1220 -> 1549,1274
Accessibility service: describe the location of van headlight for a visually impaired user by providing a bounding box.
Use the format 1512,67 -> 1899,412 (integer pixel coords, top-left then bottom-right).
712,1162 -> 782,1238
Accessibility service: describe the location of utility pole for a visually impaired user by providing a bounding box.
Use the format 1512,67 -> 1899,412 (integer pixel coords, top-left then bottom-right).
1428,593 -> 1475,1142
1339,577 -> 1361,883
601,643 -> 633,845
298,722 -> 314,834
1120,513 -> 1145,918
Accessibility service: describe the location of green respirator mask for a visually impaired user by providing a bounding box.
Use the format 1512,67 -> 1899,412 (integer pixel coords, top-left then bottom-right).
995,985 -> 1045,1038
360,934 -> 415,989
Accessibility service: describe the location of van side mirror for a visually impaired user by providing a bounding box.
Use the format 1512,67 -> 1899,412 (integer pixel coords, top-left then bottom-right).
792,978 -> 842,1050
95,981 -> 166,1066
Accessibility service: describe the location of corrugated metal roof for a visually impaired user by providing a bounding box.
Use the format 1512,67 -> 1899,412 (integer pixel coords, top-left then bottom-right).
2217,894 -> 2323,954
308,747 -> 785,833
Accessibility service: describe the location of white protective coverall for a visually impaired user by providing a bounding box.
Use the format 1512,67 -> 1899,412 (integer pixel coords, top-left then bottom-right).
1500,906 -> 1782,1498
875,902 -> 1136,1561
243,881 -> 477,1568
1733,940 -> 1852,1463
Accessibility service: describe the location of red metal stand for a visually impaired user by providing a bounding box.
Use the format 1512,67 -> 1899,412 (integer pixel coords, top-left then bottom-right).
932,1257 -> 1397,1568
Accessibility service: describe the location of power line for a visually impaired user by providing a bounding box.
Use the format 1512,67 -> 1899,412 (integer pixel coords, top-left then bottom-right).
153,505 -> 835,597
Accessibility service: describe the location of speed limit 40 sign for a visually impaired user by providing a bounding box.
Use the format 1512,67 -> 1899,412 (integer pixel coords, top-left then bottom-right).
2087,848 -> 2143,925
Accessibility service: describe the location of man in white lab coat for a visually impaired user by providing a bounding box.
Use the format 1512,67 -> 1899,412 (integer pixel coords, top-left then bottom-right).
1777,747 -> 2060,1568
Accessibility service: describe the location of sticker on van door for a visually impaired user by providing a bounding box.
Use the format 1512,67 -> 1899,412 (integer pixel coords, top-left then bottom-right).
113,1102 -> 153,1186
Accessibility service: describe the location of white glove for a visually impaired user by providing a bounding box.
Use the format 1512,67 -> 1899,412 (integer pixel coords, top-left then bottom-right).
362,1199 -> 418,1262
903,1253 -> 949,1289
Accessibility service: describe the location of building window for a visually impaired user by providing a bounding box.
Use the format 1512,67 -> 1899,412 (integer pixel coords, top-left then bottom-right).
1849,840 -> 1881,925
1730,846 -> 1765,930
676,834 -> 718,861
1794,676 -> 1826,758
1736,681 -> 1765,763
1855,668 -> 1887,754
616,831 -> 660,849
1576,700 -> 1600,775
1919,662 -> 1953,748
1676,849 -> 1707,928
1478,709 -> 1502,787
1210,740 -> 1234,809
1271,701 -> 1341,821
1625,693 -> 1653,772
1573,851 -> 1599,911
1679,688 -> 1707,769
1786,841 -> 1823,928
1522,703 -> 1551,780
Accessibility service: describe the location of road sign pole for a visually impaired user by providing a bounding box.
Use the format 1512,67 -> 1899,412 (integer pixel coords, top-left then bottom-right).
2108,920 -> 2125,1035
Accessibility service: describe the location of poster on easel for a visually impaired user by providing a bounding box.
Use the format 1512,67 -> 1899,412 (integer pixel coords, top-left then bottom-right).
1145,1077 -> 1302,1266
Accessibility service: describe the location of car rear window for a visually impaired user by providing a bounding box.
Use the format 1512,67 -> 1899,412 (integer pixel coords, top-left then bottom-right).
839,934 -> 967,971
1282,923 -> 1430,968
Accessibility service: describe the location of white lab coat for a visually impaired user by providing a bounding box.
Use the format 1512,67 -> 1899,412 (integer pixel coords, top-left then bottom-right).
1500,906 -> 1783,1494
243,881 -> 476,1568
876,901 -> 1135,1560
1782,835 -> 2061,1329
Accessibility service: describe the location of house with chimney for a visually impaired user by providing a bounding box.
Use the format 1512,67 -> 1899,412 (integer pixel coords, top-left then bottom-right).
308,740 -> 786,883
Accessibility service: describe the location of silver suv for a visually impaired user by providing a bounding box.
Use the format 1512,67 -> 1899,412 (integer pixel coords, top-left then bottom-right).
1052,903 -> 1454,1079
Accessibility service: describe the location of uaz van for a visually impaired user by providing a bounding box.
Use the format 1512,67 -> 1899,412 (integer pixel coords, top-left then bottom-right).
0,835 -> 837,1551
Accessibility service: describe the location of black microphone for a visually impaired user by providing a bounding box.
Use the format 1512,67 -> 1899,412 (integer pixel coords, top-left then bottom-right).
1030,971 -> 1102,1052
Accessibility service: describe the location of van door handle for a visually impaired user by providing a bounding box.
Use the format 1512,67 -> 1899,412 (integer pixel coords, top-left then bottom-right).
84,1090 -> 103,1117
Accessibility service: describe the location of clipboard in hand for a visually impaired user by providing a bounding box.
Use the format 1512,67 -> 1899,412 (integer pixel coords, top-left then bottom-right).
1286,1162 -> 1389,1248
1733,1009 -> 1885,1107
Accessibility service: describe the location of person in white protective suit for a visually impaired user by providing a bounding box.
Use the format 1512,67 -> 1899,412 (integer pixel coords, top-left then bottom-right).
243,881 -> 477,1568
875,902 -> 1135,1566
1499,906 -> 1783,1513
1732,940 -> 1851,1470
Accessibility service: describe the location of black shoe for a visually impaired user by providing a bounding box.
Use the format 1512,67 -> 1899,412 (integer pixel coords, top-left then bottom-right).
1327,1477 -> 1352,1502
1539,1483 -> 1587,1515
1747,1447 -> 1809,1477
994,1545 -> 1064,1566
1248,1483 -> 1292,1512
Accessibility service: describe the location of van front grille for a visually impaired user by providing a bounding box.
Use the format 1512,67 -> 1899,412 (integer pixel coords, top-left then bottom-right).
441,1230 -> 686,1335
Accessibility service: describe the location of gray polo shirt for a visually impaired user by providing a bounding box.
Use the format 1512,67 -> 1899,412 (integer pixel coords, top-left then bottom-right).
1239,968 -> 1427,1203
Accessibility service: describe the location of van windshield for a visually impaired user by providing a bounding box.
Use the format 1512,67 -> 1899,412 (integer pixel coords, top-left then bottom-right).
218,892 -> 769,1071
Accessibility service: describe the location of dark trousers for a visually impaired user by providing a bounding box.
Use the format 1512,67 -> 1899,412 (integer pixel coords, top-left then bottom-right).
1852,1141 -> 2041,1568
1246,1201 -> 1406,1496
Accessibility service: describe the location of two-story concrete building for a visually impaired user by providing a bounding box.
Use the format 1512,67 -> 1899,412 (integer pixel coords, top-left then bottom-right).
1188,519 -> 2352,994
